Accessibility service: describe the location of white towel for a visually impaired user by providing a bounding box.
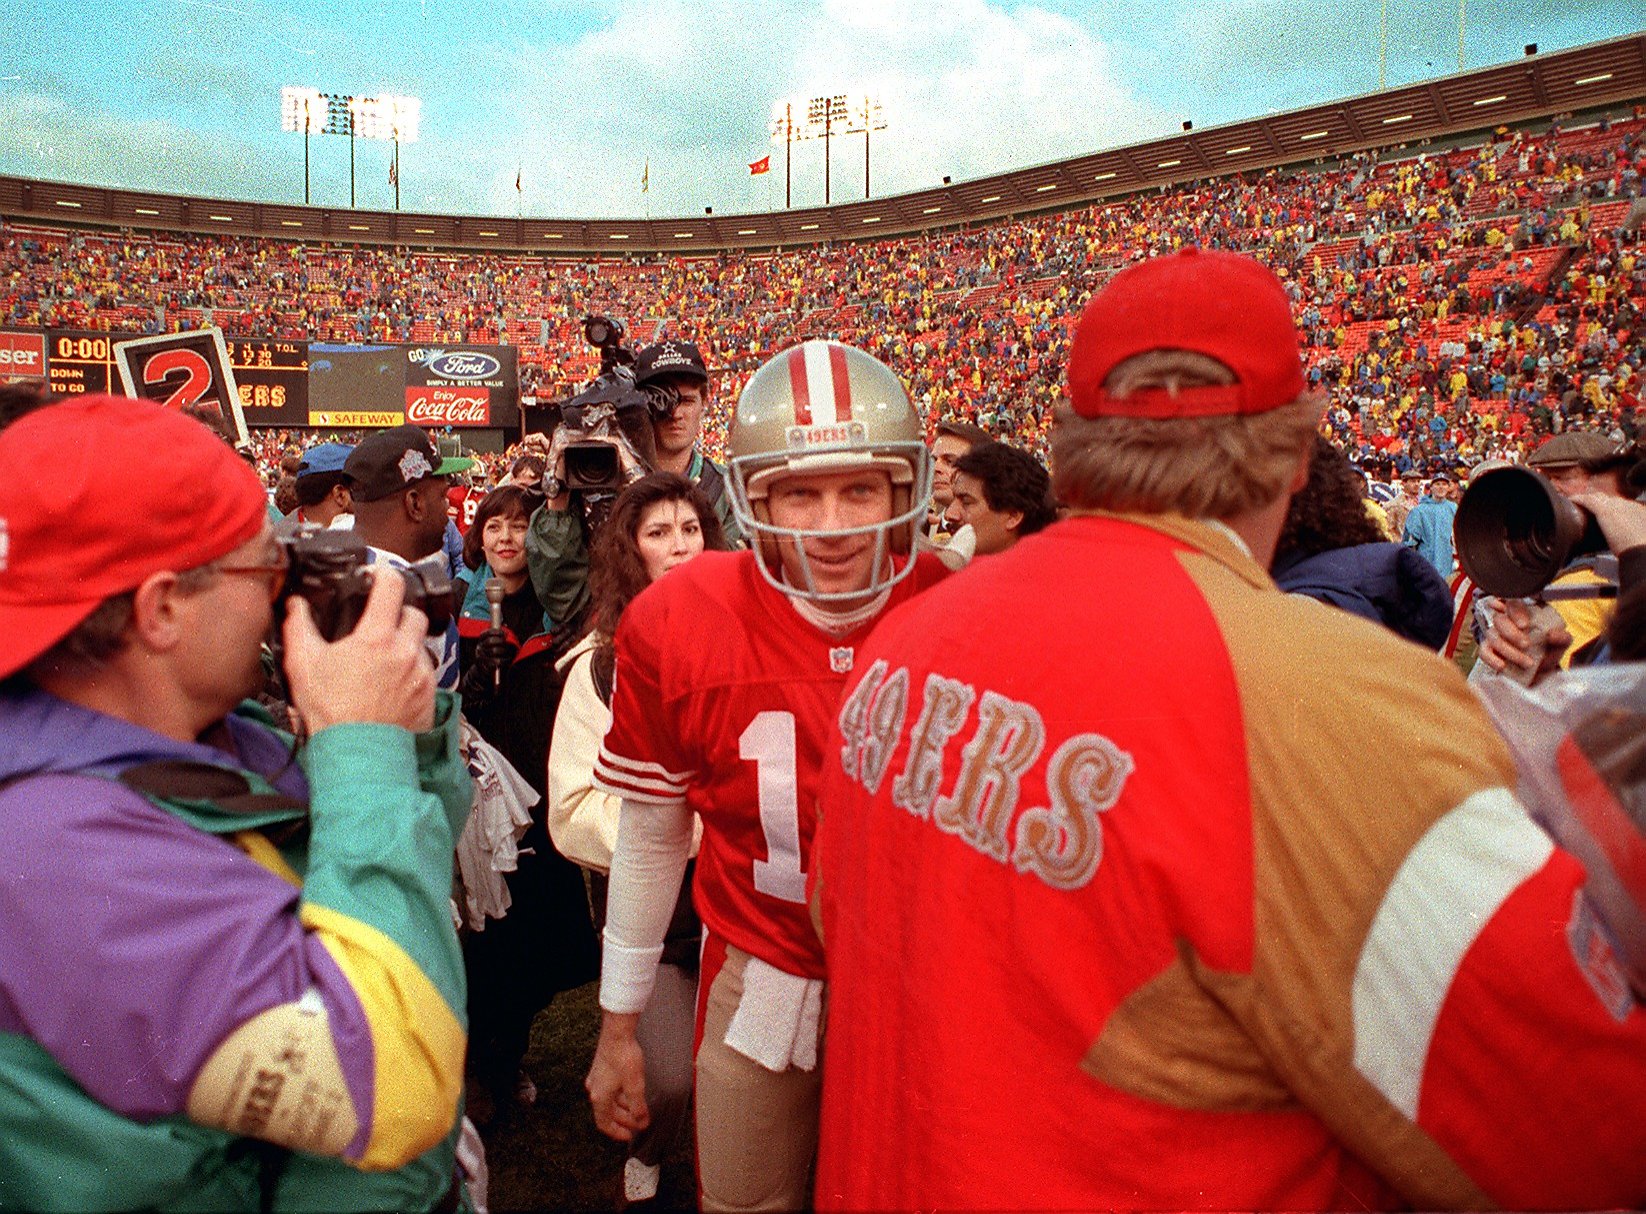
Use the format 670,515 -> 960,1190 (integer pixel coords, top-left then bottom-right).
723,955 -> 825,1072
454,732 -> 539,931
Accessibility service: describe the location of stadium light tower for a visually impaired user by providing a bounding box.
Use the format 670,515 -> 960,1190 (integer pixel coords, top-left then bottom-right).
280,88 -> 420,209
770,100 -> 799,209
776,93 -> 876,206
808,94 -> 849,204
844,95 -> 886,200
280,87 -> 324,204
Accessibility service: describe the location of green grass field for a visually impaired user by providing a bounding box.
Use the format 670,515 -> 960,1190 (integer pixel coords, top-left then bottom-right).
481,982 -> 697,1212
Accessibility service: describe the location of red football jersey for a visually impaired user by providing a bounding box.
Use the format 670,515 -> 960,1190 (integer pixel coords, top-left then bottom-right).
595,549 -> 948,979
447,485 -> 485,536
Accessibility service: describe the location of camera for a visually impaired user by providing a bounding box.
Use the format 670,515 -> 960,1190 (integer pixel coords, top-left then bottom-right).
1455,465 -> 1610,598
276,529 -> 454,642
539,315 -> 677,494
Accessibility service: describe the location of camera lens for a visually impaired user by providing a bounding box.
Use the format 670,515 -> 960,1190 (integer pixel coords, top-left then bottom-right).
1455,466 -> 1595,598
583,315 -> 624,349
564,442 -> 624,492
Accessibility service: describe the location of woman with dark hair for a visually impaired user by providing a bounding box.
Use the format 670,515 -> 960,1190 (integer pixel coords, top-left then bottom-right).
546,471 -> 728,1207
1272,436 -> 1455,649
455,485 -> 598,1123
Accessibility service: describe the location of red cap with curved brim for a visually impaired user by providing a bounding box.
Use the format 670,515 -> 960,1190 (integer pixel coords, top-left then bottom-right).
1065,247 -> 1306,419
0,395 -> 270,679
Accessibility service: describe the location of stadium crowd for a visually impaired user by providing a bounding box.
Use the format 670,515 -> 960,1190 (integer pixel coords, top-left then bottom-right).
2,106 -> 1646,1214
4,111 -> 1645,473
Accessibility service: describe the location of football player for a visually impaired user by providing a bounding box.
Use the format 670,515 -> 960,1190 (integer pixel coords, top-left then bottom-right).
584,341 -> 949,1211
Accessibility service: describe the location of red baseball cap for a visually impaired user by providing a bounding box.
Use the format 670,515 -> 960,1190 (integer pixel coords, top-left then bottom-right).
1066,248 -> 1306,419
0,395 -> 270,679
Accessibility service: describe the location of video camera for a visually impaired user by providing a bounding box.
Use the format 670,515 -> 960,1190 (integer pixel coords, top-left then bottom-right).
539,316 -> 677,494
275,528 -> 454,642
1455,465 -> 1614,599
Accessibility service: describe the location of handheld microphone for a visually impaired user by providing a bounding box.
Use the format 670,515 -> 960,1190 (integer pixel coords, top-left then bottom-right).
484,578 -> 507,690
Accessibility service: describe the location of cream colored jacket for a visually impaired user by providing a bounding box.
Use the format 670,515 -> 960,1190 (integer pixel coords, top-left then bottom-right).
547,632 -> 701,872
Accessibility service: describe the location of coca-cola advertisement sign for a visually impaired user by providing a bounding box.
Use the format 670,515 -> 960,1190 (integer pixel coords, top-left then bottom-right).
405,342 -> 517,429
406,385 -> 491,426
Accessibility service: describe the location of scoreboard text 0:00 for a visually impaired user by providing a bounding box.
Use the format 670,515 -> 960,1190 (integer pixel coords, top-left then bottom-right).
41,331 -> 309,424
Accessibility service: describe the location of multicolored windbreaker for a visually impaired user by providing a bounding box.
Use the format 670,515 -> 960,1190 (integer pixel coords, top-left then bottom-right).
0,686 -> 472,1212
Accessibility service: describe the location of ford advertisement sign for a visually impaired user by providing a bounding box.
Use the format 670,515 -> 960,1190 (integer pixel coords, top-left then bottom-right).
411,348 -> 503,381
405,343 -> 517,428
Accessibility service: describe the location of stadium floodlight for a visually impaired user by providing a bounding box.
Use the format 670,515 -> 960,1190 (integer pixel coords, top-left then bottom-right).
281,87 -> 326,134
350,94 -> 421,143
279,88 -> 421,209
771,92 -> 883,205
843,95 -> 887,200
809,94 -> 848,204
769,100 -> 800,208
281,87 -> 325,203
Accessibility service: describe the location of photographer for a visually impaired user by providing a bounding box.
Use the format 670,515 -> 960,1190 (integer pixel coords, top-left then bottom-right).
1478,488 -> 1646,680
1476,433 -> 1641,680
521,333 -> 739,638
0,396 -> 474,1212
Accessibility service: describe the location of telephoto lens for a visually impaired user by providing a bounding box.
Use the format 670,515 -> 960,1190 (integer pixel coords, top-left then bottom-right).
1454,465 -> 1607,598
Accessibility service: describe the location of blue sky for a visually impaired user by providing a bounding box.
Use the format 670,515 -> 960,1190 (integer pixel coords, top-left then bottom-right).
0,1 -> 1638,220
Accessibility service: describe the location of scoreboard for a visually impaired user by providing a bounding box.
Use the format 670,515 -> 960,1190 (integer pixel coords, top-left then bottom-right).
29,330 -> 310,424
45,331 -> 119,396
5,328 -> 514,434
227,338 -> 309,426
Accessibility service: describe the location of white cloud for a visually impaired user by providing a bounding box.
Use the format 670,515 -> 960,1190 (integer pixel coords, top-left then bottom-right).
478,0 -> 1162,218
0,92 -> 266,198
5,0 -> 1631,223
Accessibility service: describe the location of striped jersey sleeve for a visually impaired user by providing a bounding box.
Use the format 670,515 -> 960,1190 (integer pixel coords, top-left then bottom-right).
593,581 -> 696,805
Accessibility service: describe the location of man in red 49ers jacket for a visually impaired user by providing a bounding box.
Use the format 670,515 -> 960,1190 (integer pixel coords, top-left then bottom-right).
813,248 -> 1646,1212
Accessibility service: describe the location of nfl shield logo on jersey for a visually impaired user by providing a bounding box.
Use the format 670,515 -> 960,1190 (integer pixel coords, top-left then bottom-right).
829,646 -> 854,674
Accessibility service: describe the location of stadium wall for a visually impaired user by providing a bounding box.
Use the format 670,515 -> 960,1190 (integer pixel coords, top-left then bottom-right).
1,34 -> 1641,256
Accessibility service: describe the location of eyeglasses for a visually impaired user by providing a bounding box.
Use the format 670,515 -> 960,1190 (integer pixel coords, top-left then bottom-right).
210,551 -> 290,602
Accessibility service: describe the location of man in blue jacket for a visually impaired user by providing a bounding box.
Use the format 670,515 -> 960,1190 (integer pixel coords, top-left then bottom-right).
0,395 -> 474,1212
1402,468 -> 1459,575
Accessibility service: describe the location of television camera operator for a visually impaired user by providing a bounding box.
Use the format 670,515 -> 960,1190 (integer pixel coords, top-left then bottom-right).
1469,438 -> 1645,681
0,395 -> 475,1212
517,319 -> 739,644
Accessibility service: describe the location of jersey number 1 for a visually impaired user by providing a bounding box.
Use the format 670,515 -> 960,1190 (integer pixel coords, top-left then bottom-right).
740,711 -> 807,903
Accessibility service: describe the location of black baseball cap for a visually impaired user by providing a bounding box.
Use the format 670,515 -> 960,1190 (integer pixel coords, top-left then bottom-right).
344,425 -> 474,502
634,340 -> 709,386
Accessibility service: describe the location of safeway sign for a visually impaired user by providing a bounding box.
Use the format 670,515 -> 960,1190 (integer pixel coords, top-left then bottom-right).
0,331 -> 46,380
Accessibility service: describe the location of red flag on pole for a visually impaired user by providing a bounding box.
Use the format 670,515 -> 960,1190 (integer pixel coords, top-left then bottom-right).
388,159 -> 398,187
749,155 -> 771,176
515,167 -> 522,193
